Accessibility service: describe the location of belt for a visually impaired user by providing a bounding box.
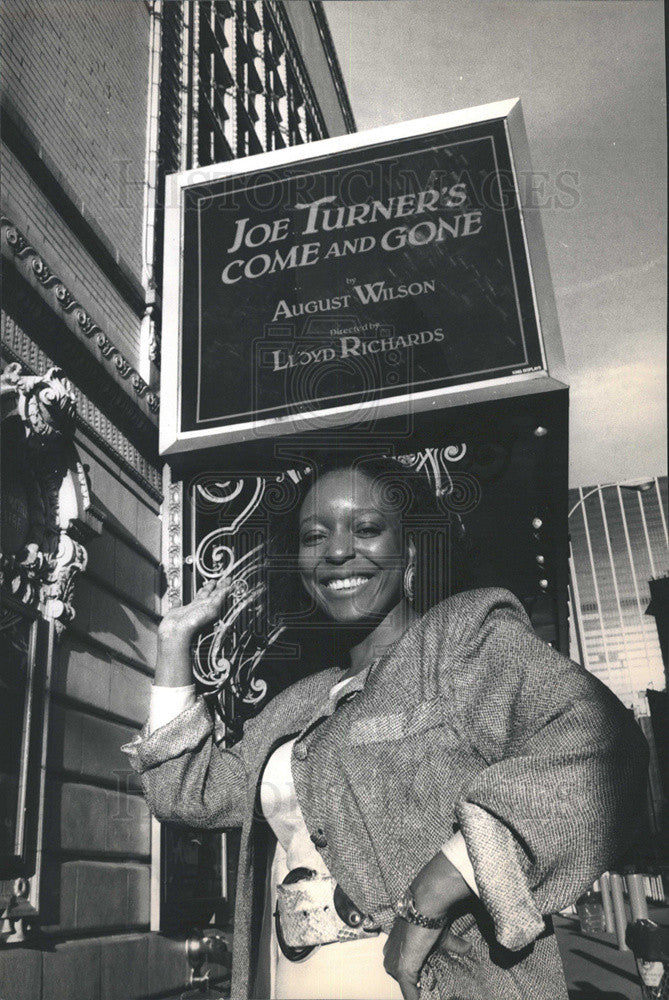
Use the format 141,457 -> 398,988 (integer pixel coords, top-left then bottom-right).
274,867 -> 380,961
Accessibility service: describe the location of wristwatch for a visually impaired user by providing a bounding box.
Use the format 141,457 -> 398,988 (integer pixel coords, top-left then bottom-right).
394,888 -> 449,929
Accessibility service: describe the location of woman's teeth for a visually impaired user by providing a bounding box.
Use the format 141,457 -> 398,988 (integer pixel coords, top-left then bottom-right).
324,576 -> 370,592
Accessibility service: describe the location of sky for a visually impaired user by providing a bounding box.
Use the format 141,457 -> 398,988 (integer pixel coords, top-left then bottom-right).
323,0 -> 667,488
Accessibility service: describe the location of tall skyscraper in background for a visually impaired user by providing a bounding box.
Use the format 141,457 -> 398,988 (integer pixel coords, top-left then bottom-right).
569,476 -> 668,714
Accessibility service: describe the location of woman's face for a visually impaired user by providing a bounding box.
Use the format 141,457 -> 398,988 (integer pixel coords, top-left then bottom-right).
298,467 -> 409,623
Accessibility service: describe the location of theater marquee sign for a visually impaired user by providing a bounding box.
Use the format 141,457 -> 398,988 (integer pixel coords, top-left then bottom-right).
161,98 -> 566,453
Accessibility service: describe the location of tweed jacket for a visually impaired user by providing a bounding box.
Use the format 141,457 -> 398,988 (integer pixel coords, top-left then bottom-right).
127,588 -> 648,1000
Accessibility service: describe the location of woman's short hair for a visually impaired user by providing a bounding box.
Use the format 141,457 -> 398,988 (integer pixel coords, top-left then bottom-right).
266,453 -> 473,626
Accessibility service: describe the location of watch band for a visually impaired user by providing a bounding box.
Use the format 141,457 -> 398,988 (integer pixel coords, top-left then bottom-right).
394,888 -> 449,929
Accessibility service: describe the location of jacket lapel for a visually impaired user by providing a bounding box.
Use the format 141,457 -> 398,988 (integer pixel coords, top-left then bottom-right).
296,661 -> 375,739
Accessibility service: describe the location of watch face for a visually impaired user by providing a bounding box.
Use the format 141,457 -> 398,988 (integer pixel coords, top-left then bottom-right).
395,889 -> 416,919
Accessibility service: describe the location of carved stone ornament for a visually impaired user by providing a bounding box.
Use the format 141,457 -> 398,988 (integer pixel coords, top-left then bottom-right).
1,217 -> 159,414
1,361 -> 100,629
0,878 -> 38,943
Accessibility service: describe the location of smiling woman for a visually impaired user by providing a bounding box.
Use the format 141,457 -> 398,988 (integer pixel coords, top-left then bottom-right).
126,455 -> 649,1000
268,456 -> 458,636
298,465 -> 414,623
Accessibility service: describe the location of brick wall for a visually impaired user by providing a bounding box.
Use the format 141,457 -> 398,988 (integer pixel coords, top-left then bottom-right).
2,144 -> 143,369
1,0 -> 150,279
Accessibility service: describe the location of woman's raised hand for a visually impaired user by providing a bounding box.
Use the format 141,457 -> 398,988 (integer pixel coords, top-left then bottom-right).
159,576 -> 235,644
154,576 -> 237,687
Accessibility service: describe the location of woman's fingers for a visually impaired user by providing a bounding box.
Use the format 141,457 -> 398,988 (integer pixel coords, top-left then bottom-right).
395,930 -> 472,999
384,918 -> 441,998
439,928 -> 472,956
196,576 -> 229,600
186,575 -> 266,636
398,975 -> 420,1000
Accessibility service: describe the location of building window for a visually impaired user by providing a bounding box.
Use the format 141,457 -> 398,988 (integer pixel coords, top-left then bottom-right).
152,0 -> 186,334
197,1 -> 235,164
152,1 -> 328,370
264,16 -> 287,151
157,1 -> 327,174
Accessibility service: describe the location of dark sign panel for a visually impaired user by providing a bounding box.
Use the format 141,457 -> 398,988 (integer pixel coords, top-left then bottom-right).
161,100 -> 564,452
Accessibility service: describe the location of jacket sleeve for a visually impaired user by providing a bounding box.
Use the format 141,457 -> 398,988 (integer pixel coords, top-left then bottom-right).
439,588 -> 649,952
122,697 -> 249,829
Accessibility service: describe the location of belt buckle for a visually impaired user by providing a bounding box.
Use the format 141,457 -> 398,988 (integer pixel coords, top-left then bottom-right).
274,868 -> 379,960
274,867 -> 319,962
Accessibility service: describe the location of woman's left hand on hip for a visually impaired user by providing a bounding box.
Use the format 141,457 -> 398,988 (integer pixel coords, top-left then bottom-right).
383,917 -> 471,999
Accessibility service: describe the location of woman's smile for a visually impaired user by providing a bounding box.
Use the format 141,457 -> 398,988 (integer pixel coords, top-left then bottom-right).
320,572 -> 374,594
298,468 -> 408,623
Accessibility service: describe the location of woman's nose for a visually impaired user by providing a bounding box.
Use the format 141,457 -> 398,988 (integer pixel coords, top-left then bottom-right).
325,528 -> 354,562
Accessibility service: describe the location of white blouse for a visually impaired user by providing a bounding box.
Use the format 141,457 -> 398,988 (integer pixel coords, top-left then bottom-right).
259,676 -> 354,873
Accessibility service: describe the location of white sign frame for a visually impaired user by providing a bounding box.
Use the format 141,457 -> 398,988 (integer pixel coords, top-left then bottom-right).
160,97 -> 567,455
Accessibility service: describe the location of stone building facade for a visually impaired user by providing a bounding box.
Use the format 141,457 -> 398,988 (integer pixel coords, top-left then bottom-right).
0,3 -> 353,997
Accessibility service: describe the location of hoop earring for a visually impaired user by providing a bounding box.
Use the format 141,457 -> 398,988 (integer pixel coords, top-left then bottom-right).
403,562 -> 415,602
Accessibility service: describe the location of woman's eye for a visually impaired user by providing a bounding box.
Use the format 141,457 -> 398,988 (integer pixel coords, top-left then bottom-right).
300,530 -> 326,546
355,523 -> 382,537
